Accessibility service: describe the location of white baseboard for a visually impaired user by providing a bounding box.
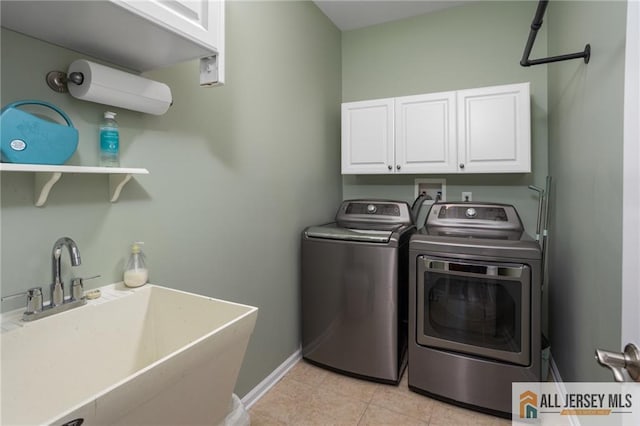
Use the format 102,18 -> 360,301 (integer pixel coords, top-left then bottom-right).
241,348 -> 302,409
550,353 -> 564,385
549,354 -> 581,426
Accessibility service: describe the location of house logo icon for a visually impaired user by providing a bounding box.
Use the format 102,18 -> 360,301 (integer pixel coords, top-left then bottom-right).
520,390 -> 538,419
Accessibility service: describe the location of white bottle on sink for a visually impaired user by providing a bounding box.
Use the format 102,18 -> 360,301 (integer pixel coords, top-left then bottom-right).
124,242 -> 148,288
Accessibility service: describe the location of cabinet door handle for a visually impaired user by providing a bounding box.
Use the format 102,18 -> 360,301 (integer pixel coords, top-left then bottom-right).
387,165 -> 392,170
459,163 -> 465,169
396,165 -> 401,170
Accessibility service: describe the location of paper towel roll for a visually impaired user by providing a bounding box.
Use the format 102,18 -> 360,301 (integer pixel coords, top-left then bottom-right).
67,60 -> 172,115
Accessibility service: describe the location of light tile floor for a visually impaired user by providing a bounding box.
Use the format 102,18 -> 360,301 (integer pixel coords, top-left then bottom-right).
249,360 -> 512,425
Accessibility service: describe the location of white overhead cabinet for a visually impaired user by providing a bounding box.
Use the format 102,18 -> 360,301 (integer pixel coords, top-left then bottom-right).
457,83 -> 531,173
395,91 -> 458,173
1,0 -> 225,81
341,98 -> 395,174
341,82 -> 531,174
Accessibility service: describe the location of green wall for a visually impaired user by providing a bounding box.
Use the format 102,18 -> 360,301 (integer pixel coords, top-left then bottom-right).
547,0 -> 626,381
340,0 -> 628,382
1,0 -> 629,396
0,1 -> 342,396
341,1 -> 549,237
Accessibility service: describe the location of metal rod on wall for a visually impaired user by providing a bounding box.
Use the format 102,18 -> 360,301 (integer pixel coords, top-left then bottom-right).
520,0 -> 591,67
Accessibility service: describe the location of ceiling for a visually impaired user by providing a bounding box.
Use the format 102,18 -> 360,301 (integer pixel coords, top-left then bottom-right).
313,0 -> 472,31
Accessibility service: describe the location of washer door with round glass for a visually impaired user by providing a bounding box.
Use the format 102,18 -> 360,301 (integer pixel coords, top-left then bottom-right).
416,256 -> 531,366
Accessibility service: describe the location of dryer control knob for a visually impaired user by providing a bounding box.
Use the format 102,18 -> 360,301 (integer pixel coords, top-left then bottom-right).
367,204 -> 377,214
465,208 -> 477,218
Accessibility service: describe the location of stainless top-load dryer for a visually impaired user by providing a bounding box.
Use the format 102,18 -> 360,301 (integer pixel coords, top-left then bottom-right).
301,200 -> 415,384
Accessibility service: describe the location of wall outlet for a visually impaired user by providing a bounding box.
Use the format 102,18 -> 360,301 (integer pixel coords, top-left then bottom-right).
414,178 -> 446,202
462,192 -> 472,202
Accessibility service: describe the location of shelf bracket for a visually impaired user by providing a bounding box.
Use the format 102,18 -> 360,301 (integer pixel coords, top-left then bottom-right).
34,172 -> 62,207
109,173 -> 133,203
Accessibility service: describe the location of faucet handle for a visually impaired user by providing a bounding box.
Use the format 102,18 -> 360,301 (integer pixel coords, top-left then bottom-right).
1,287 -> 44,314
26,288 -> 44,313
71,275 -> 101,301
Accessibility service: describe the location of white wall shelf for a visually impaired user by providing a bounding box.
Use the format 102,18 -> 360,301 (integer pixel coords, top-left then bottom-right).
0,164 -> 149,207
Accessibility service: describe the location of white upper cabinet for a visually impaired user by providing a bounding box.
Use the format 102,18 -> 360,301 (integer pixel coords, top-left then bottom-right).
456,83 -> 530,173
341,99 -> 395,174
395,91 -> 457,173
118,0 -> 221,49
1,0 -> 225,79
341,82 -> 531,175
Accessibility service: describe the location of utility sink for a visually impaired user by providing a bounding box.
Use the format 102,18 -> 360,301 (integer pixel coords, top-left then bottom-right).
1,283 -> 258,425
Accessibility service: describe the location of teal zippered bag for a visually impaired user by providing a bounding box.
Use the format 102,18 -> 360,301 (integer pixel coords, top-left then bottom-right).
1,100 -> 79,165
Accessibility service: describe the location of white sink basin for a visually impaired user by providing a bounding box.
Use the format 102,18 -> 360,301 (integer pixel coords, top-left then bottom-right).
1,283 -> 258,425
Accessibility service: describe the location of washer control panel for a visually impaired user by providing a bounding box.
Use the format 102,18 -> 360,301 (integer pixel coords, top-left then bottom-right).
337,200 -> 413,228
346,202 -> 401,217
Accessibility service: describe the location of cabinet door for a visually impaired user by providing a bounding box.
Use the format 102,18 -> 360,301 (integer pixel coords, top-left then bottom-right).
457,82 -> 531,173
117,0 -> 223,50
342,99 -> 395,174
395,92 -> 457,173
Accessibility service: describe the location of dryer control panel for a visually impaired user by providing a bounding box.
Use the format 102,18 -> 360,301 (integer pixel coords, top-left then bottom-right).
427,202 -> 523,231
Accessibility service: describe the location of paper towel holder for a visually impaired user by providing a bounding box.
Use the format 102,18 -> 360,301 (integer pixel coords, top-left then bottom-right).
44,60 -> 173,115
46,70 -> 84,93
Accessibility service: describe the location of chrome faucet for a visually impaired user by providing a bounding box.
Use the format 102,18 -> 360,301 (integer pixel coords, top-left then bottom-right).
51,237 -> 82,306
1,237 -> 89,322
